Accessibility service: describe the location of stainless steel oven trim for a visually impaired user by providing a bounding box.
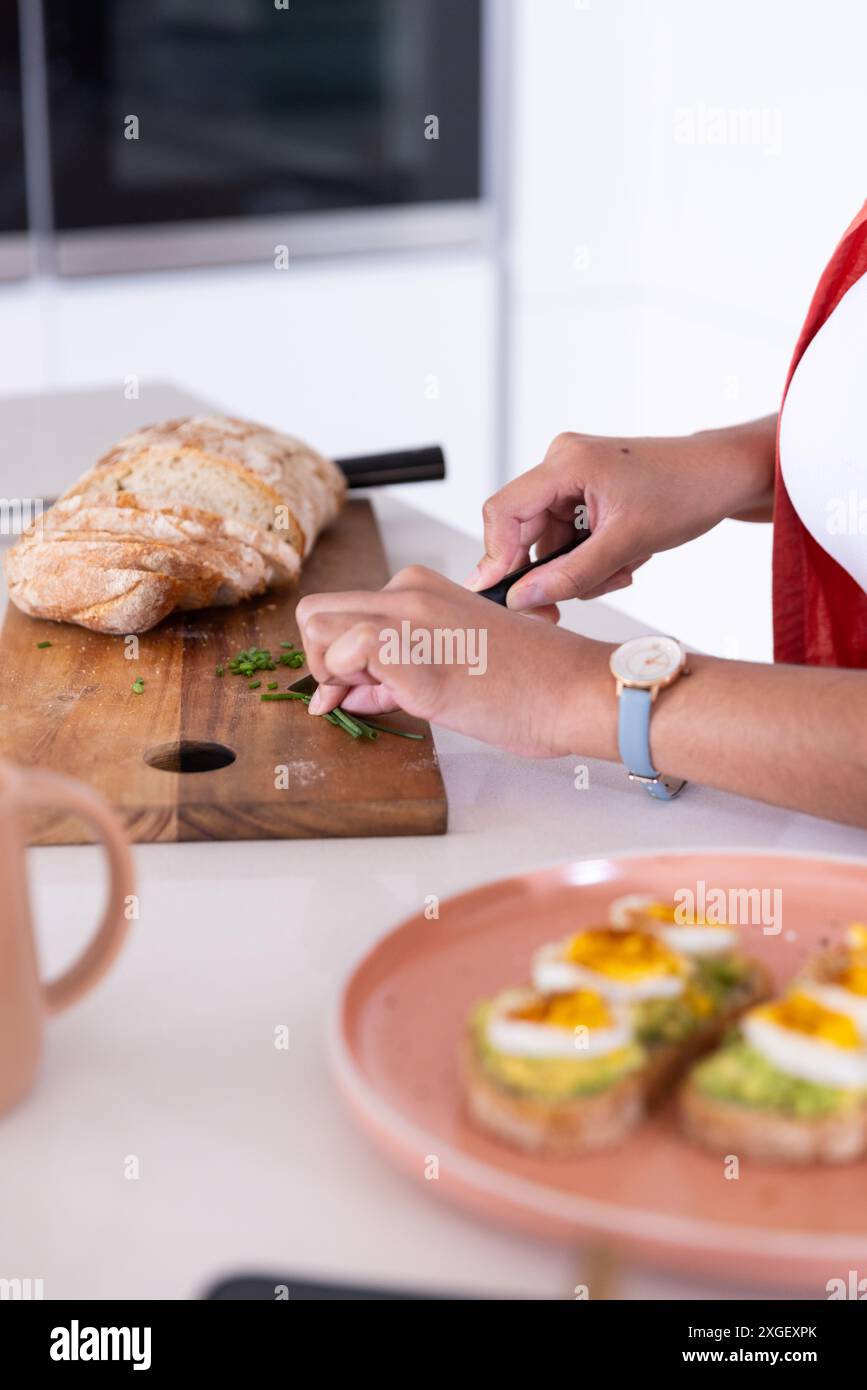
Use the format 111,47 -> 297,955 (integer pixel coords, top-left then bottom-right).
55,201 -> 492,278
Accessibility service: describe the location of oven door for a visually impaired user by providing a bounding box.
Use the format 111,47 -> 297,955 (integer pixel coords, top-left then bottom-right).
43,0 -> 485,275
0,0 -> 31,279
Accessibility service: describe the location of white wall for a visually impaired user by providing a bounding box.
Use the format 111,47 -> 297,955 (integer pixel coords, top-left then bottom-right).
0,249 -> 497,532
6,0 -> 865,660
507,0 -> 867,660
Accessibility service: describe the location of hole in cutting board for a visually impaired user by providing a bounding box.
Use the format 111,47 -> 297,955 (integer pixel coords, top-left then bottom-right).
144,740 -> 236,774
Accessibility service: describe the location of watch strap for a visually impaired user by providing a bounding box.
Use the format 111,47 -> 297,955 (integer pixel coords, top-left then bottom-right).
617,686 -> 686,802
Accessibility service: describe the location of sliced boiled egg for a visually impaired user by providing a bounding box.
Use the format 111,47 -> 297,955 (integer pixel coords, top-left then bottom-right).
609,893 -> 738,956
847,923 -> 867,952
532,927 -> 689,1001
487,987 -> 633,1059
800,923 -> 867,1030
743,992 -> 867,1089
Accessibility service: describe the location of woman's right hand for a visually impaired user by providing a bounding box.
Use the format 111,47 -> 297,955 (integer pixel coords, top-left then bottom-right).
467,417 -> 778,610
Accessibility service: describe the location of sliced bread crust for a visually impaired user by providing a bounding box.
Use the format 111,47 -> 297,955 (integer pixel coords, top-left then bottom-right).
64,445 -> 306,556
92,414 -> 346,555
7,537 -> 229,624
43,492 -> 301,584
27,530 -> 266,608
6,414 -> 341,634
6,554 -> 186,634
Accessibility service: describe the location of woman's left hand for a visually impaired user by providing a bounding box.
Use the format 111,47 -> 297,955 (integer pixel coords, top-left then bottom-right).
295,566 -> 616,759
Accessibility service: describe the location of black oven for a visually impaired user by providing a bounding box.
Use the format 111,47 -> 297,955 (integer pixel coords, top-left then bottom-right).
39,0 -> 485,274
0,0 -> 29,277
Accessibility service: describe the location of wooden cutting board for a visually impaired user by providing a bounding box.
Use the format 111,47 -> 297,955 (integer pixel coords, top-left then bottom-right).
0,501 -> 447,843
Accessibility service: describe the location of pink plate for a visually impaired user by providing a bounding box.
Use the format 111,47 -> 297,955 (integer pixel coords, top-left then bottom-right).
332,851 -> 867,1290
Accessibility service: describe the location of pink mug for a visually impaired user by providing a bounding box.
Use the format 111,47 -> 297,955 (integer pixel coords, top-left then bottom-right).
0,757 -> 135,1116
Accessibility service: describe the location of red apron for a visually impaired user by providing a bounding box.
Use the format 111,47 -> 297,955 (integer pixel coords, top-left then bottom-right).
773,199 -> 867,668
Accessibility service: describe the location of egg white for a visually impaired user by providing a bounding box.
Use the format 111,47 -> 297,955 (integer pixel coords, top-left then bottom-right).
654,924 -> 739,956
608,893 -> 738,956
532,938 -> 686,1002
743,1011 -> 867,1090
609,893 -> 660,928
487,989 -> 632,1060
799,980 -> 867,1033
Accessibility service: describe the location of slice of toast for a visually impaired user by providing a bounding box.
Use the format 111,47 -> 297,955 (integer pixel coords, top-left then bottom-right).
39,493 -> 301,586
679,1076 -> 867,1165
461,1036 -> 645,1156
63,445 -> 306,556
6,552 -> 186,634
11,536 -> 233,602
29,530 -> 266,608
6,537 -> 232,631
91,415 -> 346,555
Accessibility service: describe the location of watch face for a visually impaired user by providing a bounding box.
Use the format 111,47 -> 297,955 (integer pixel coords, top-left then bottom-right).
610,635 -> 685,688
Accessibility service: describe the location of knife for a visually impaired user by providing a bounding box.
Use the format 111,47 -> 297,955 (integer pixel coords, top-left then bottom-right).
476,525 -> 592,606
38,445 -> 447,510
338,446 -> 445,488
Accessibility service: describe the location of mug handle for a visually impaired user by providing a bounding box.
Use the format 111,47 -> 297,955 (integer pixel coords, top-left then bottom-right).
15,768 -> 135,1014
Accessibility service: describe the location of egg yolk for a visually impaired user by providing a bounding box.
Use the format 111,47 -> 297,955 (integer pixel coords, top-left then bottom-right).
847,922 -> 867,952
838,958 -> 867,997
758,992 -> 861,1049
641,900 -> 724,929
642,901 -> 679,922
511,990 -> 613,1032
565,928 -> 686,980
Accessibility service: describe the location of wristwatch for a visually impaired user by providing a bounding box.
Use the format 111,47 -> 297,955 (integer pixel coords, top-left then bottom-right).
609,635 -> 688,801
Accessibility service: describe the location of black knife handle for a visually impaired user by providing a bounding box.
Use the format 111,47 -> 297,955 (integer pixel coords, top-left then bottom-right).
337,446 -> 445,488
478,526 -> 592,606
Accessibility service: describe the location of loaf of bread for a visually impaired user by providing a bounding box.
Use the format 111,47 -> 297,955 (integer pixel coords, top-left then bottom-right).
5,415 -> 345,633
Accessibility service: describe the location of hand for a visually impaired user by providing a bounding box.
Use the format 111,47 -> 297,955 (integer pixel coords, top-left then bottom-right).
295,566 -> 616,758
467,419 -> 777,611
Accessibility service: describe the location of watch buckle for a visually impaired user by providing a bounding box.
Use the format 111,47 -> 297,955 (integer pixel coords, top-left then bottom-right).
628,772 -> 688,798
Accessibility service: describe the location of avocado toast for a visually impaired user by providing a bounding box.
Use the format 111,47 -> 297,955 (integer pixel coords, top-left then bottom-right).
680,990 -> 867,1165
463,988 -> 646,1155
463,908 -> 769,1157
532,924 -> 769,1104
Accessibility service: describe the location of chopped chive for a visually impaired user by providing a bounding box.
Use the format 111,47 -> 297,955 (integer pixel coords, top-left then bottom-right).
331,709 -> 362,738
267,681 -> 278,691
259,687 -> 424,742
132,678 -> 144,695
362,721 -> 424,740
248,680 -> 262,691
36,640 -> 52,649
227,646 -> 277,675
279,641 -> 294,649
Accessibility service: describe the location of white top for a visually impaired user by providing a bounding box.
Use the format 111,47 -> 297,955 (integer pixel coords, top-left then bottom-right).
780,268 -> 867,593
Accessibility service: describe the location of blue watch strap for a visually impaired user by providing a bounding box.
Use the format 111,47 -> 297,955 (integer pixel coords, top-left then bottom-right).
618,686 -> 686,802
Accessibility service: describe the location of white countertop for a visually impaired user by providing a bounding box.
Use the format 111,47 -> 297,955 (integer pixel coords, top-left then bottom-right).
2,389 -> 864,1302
